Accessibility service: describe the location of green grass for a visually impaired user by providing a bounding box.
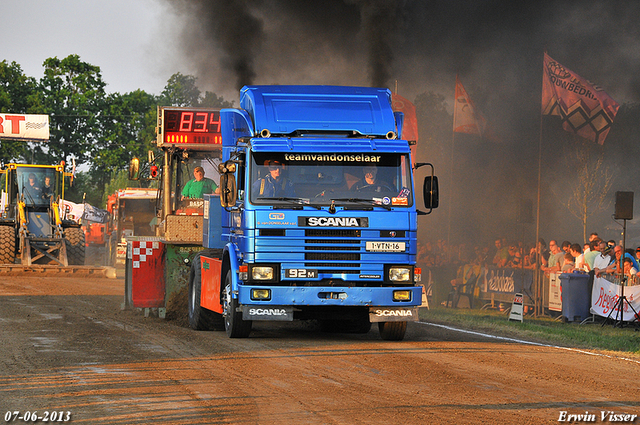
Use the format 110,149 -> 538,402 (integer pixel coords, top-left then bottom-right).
419,306 -> 640,356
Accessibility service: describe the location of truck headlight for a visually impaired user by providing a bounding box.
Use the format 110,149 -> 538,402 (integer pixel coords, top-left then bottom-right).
252,266 -> 274,280
388,266 -> 411,282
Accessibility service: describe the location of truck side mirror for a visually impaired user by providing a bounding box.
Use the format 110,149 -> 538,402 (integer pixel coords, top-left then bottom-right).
219,160 -> 237,207
423,175 -> 439,210
128,158 -> 140,180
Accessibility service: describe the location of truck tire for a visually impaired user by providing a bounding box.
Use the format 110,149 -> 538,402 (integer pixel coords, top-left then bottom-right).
223,270 -> 252,338
64,227 -> 86,265
188,253 -> 224,331
0,226 -> 16,264
378,321 -> 407,341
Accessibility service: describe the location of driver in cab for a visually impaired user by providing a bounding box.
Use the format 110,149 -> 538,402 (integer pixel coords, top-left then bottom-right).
253,160 -> 295,198
24,173 -> 42,201
181,166 -> 219,200
351,164 -> 391,193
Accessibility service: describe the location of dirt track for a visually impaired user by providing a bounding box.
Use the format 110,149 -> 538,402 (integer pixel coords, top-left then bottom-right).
1,275 -> 639,424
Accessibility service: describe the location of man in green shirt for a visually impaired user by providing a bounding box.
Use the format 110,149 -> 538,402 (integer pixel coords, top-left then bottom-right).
181,166 -> 219,200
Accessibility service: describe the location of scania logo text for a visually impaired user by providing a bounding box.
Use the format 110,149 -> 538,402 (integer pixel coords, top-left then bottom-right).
374,309 -> 414,317
249,308 -> 288,316
300,217 -> 367,227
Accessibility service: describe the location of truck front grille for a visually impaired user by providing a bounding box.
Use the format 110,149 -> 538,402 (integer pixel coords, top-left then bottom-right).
302,229 -> 363,274
305,246 -> 359,251
305,229 -> 360,238
305,252 -> 360,261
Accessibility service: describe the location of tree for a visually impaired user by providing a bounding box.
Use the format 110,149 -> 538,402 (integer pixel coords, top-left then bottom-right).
160,72 -> 234,107
33,55 -> 107,166
200,91 -> 234,108
0,60 -> 39,162
562,141 -> 614,243
0,60 -> 38,112
160,73 -> 201,107
65,170 -> 104,206
93,90 -> 158,190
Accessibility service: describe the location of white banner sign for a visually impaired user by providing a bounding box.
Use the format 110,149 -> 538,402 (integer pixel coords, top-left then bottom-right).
61,200 -> 84,222
591,277 -> 640,322
0,113 -> 49,141
548,272 -> 562,312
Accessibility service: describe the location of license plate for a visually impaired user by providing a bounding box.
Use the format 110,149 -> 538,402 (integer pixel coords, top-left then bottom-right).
285,268 -> 318,278
366,241 -> 406,252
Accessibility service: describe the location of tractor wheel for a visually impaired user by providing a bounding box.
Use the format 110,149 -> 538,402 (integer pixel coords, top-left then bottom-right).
64,227 -> 86,265
188,252 -> 224,331
0,226 -> 16,264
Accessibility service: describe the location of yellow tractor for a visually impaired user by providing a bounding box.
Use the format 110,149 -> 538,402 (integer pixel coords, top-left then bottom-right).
0,163 -> 85,266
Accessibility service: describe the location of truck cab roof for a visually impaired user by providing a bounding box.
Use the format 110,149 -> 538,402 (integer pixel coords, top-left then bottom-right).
240,85 -> 398,138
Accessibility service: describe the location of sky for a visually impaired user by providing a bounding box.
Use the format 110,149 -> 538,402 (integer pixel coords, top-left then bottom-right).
2,0 -> 170,96
4,0 -> 640,245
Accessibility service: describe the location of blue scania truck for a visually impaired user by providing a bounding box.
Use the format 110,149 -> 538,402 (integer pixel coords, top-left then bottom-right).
185,85 -> 438,341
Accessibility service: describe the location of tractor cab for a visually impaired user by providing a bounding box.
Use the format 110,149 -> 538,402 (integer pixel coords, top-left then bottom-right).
16,166 -> 60,208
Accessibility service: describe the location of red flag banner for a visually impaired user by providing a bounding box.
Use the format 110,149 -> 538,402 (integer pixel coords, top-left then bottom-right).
391,93 -> 418,142
542,52 -> 619,144
453,75 -> 487,136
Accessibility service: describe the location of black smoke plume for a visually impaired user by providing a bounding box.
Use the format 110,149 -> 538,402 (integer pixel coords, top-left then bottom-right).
162,0 -> 406,91
158,0 -> 640,247
164,0 -> 264,90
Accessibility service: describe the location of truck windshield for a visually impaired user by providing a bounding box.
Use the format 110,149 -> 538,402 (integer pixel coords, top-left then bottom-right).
249,152 -> 413,207
17,167 -> 59,206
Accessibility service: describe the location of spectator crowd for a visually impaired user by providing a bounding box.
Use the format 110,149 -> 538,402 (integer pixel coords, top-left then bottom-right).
417,232 -> 640,285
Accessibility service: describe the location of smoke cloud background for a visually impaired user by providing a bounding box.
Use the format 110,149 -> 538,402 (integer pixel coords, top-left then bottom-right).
159,0 -> 640,248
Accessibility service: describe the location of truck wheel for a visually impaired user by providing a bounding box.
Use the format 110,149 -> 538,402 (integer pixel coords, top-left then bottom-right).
64,227 -> 86,265
378,321 -> 407,341
223,270 -> 252,338
0,226 -> 16,264
188,253 -> 224,331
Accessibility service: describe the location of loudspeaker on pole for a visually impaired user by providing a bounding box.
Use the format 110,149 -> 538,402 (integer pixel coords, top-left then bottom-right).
614,191 -> 634,220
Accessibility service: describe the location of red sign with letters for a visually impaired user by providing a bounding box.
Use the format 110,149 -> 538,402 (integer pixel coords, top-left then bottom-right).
0,113 -> 49,141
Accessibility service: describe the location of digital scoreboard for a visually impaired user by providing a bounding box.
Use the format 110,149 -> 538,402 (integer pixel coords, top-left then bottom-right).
157,107 -> 222,149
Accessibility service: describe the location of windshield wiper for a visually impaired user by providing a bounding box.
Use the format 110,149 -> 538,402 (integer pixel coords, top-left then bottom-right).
330,197 -> 391,211
259,197 -> 322,210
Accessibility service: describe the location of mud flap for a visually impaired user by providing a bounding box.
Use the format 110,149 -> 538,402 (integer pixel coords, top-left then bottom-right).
369,307 -> 419,322
242,306 -> 294,321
